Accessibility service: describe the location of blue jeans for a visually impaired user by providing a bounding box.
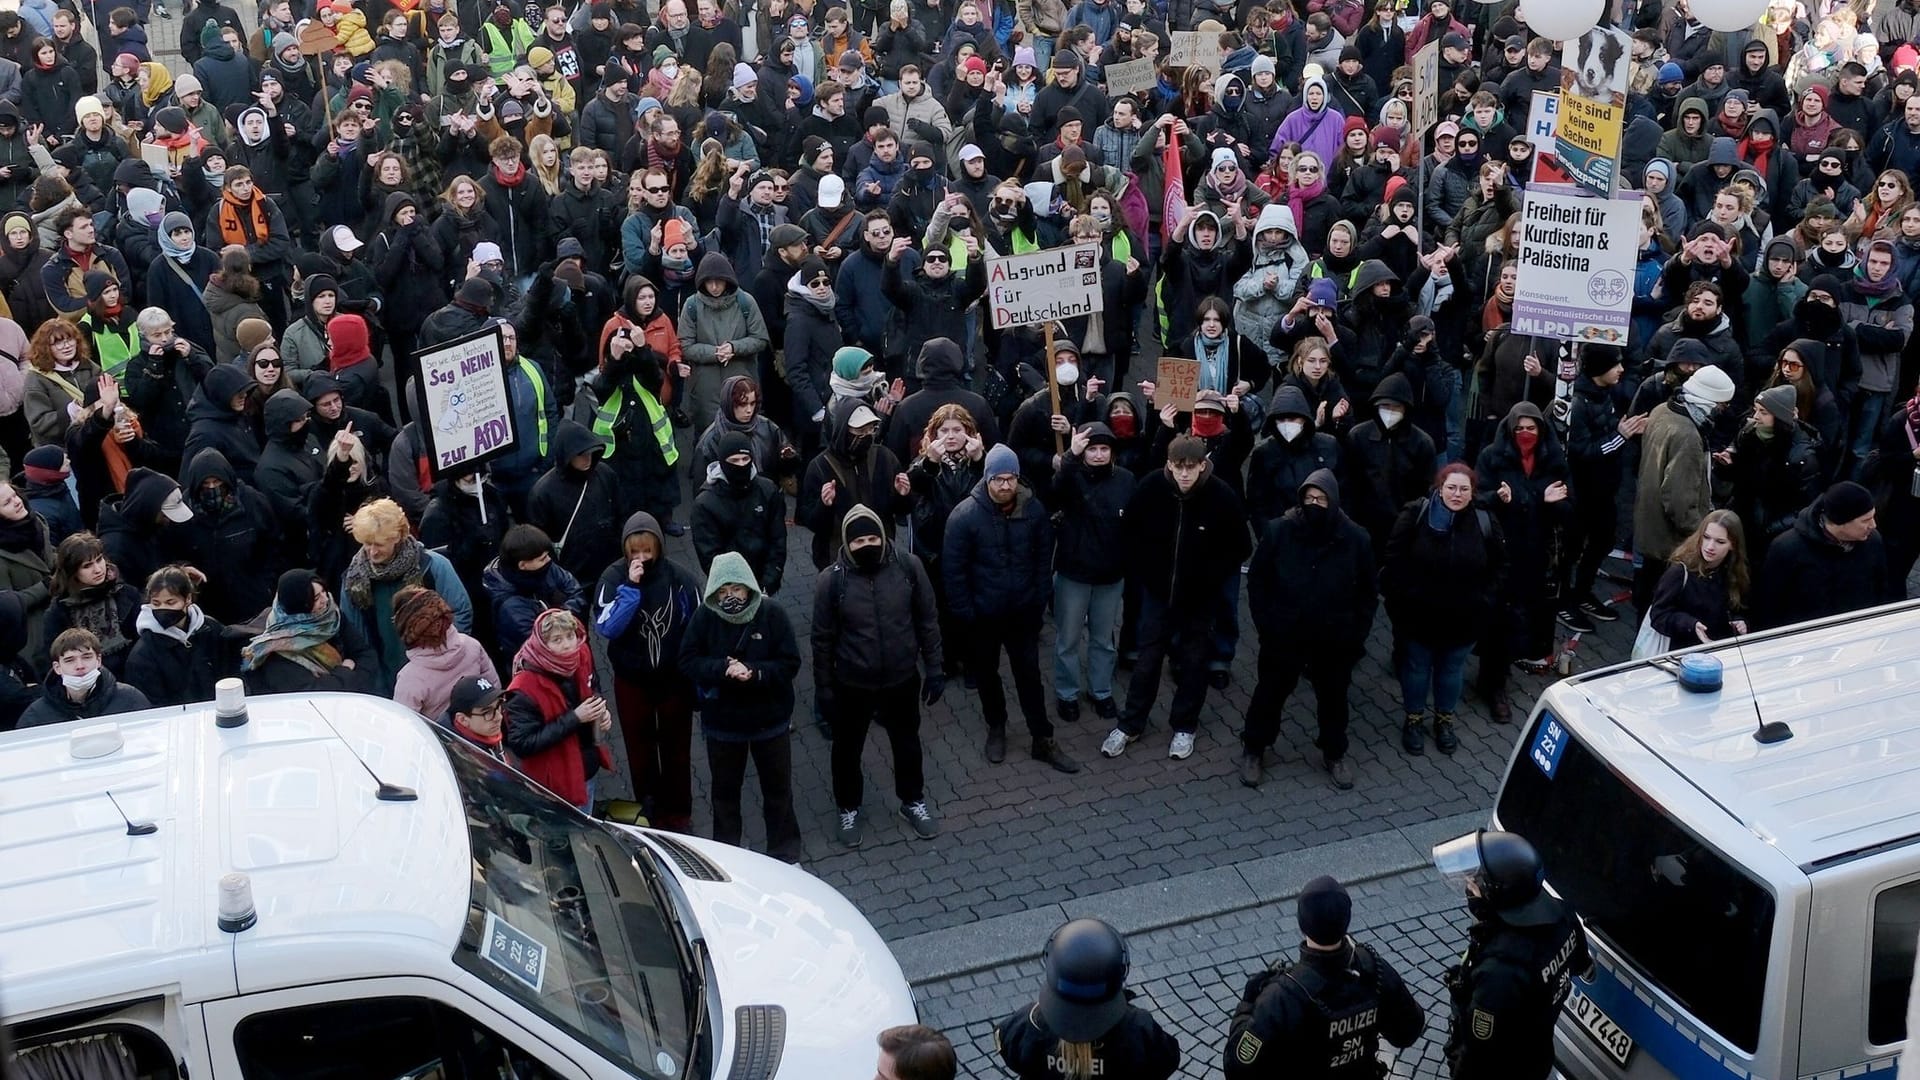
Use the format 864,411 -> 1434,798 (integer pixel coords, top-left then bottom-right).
1426,361 -> 1465,464
1397,640 -> 1473,715
1053,575 -> 1123,701
1850,390 -> 1891,480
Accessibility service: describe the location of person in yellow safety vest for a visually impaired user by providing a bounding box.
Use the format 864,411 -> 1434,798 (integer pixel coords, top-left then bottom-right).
590,320 -> 685,534
76,271 -> 140,381
480,1 -> 534,77
489,319 -> 560,516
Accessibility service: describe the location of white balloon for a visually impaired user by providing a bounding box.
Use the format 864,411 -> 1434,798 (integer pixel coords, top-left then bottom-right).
1689,0 -> 1768,32
1519,0 -> 1604,43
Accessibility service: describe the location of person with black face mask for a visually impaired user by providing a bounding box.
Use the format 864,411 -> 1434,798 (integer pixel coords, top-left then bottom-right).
123,565 -> 233,707
526,420 -> 626,586
798,396 -> 916,569
1239,471 -> 1376,790
692,431 -> 788,594
481,524 -> 589,660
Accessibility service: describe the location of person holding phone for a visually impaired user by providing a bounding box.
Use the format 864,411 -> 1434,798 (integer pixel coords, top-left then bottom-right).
505,607 -> 613,815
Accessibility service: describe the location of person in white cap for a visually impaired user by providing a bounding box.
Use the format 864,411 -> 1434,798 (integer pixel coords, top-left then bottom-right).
1633,361 -> 1735,613
950,141 -> 1001,221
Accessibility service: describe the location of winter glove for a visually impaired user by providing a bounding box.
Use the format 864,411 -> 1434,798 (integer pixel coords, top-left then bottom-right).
920,674 -> 946,706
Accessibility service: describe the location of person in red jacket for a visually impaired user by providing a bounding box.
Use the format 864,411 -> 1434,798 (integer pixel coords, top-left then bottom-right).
503,607 -> 612,813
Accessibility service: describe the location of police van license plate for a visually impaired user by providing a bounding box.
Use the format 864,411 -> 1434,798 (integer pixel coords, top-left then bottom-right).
1568,991 -> 1635,1066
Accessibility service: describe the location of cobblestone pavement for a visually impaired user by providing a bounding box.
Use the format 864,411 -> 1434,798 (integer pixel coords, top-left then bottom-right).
918,867 -> 1474,1079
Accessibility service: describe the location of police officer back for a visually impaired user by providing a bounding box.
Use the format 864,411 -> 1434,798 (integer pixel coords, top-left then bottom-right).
1225,876 -> 1425,1078
1437,830 -> 1594,1080
996,918 -> 1181,1080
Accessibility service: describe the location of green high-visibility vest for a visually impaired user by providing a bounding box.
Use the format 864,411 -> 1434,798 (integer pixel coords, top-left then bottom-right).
516,356 -> 550,457
89,323 -> 139,381
482,20 -> 532,77
593,376 -> 678,466
1010,227 -> 1039,254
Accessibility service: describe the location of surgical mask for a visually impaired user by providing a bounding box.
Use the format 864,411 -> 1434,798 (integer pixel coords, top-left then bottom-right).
1277,419 -> 1305,441
456,474 -> 483,496
1090,209 -> 1111,226
1378,407 -> 1404,429
850,543 -> 884,569
717,593 -> 750,615
61,667 -> 102,693
659,62 -> 678,80
1055,361 -> 1079,385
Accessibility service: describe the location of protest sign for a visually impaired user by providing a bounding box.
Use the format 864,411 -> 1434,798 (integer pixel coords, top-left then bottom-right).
986,245 -> 1106,329
1554,27 -> 1631,196
413,324 -> 519,478
1105,57 -> 1157,97
1167,31 -> 1223,68
1156,357 -> 1201,413
1410,41 -> 1439,139
1511,187 -> 1640,344
1527,91 -> 1559,151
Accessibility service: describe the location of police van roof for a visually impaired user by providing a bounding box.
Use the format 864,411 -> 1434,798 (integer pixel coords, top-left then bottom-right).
0,693 -> 471,1021
1557,600 -> 1920,872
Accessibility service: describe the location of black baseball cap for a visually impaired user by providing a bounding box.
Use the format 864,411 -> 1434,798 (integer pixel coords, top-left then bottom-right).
450,676 -> 507,715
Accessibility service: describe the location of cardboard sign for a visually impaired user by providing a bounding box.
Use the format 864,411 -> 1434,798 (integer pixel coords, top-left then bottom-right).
1104,57 -> 1157,98
297,22 -> 340,55
1167,31 -> 1223,69
1409,40 -> 1440,140
986,245 -> 1106,329
1511,187 -> 1640,344
1156,357 -> 1201,413
413,323 -> 520,477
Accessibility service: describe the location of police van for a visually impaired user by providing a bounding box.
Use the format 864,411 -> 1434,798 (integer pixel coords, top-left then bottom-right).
0,688 -> 916,1079
1486,600 -> 1920,1080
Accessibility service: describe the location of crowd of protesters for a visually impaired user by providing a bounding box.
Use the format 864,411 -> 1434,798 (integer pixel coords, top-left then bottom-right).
0,0 -> 1909,875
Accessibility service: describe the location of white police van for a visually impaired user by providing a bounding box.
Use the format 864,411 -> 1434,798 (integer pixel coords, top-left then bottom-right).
1487,600 -> 1920,1080
0,688 -> 915,1079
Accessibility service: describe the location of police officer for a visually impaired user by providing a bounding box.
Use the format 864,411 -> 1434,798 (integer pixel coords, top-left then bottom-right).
1437,830 -> 1594,1080
1226,876 -> 1425,1078
996,918 -> 1182,1080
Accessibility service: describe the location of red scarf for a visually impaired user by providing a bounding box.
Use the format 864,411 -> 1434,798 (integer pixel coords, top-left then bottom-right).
514,613 -> 584,678
1739,134 -> 1774,176
491,161 -> 525,188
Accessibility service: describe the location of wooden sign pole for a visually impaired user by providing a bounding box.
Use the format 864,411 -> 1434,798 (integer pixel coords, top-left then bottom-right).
1044,321 -> 1062,454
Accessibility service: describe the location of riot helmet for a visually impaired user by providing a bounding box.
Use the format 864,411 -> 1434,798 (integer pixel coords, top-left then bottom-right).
1038,918 -> 1130,1041
1433,830 -> 1560,926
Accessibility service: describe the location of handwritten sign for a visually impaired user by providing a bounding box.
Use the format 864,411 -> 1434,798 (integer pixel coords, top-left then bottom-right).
986,245 -> 1105,329
1166,31 -> 1223,69
1104,57 -> 1157,98
1156,357 -> 1200,413
1409,40 -> 1439,140
414,323 -> 519,477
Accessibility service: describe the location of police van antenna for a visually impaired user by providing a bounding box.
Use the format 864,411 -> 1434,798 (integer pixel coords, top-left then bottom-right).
1733,631 -> 1792,745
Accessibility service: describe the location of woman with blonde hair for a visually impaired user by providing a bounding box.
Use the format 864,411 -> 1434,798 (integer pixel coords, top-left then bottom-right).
339,497 -> 473,692
22,318 -> 99,449
1848,169 -> 1913,242
1638,509 -> 1750,654
527,132 -> 564,195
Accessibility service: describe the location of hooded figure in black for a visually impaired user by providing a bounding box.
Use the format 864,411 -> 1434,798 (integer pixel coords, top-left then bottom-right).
1242,468 -> 1376,788
887,336 -> 1002,461
417,466 -> 512,653
180,363 -> 263,486
797,395 -> 914,569
370,190 -> 447,391
96,469 -> 197,593
691,430 -> 788,594
1760,274 -> 1863,417
1473,400 -> 1572,700
1160,207 -> 1251,347
179,447 -> 283,623
252,387 -> 325,539
1246,383 -> 1343,537
526,419 -> 626,586
1344,372 -> 1436,553
1332,259 -> 1411,402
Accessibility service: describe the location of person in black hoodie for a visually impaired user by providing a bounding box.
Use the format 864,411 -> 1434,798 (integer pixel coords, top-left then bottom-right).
1101,435 -> 1251,762
888,337 -> 1001,462
95,468 -> 198,594
178,447 -> 282,623
1559,347 -> 1641,632
122,564 -> 233,707
526,420 -> 625,586
677,551 -> 802,862
690,430 -> 787,592
180,362 -> 263,485
1241,468 -> 1376,789
1344,372 -> 1435,555
304,371 -> 397,466
1006,337 -> 1105,500
369,191 -> 446,398
1245,383 -> 1342,537
1331,259 -> 1409,404
19,627 -> 151,727
1473,401 -> 1572,709
797,395 -> 914,569
251,386 -> 324,539
1050,421 -> 1132,727
592,510 -> 702,830
1159,207 -> 1249,348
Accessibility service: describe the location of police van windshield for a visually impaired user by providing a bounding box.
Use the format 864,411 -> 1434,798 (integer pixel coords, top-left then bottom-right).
435,725 -> 703,1080
1497,712 -> 1775,1054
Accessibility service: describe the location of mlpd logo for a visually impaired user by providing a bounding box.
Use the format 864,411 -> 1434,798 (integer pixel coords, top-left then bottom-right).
1587,270 -> 1629,307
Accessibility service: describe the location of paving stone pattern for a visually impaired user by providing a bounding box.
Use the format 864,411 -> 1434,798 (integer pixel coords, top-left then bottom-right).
917,868 -> 1473,1079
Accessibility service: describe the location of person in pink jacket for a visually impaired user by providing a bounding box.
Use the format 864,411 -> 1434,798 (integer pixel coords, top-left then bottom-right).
392,585 -> 499,721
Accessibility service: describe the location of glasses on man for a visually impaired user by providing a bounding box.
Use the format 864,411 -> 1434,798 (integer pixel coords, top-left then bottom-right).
644,184 -> 669,193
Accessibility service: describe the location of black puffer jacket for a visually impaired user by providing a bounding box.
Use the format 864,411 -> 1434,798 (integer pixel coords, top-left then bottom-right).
1344,374 -> 1436,540
1246,384 -> 1343,536
677,563 -> 799,740
810,503 -> 942,692
180,364 -> 263,485
1248,468 -> 1377,651
1050,450 -> 1132,585
123,607 -> 235,707
1753,497 -> 1894,629
690,471 -> 788,596
941,475 -> 1054,622
17,666 -> 150,728
1121,465 -> 1252,612
177,448 -> 282,623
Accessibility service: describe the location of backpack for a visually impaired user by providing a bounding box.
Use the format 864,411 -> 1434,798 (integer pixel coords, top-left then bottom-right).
1413,496 -> 1492,537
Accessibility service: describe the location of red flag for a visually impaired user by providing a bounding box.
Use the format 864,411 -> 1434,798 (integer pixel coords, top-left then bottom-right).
1161,133 -> 1187,247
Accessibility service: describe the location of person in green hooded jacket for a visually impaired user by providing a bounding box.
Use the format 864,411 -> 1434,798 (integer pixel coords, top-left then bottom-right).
678,552 -> 802,863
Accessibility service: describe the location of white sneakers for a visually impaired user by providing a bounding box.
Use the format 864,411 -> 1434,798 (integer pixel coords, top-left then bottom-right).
1168,732 -> 1195,760
1102,729 -> 1198,759
1100,728 -> 1132,757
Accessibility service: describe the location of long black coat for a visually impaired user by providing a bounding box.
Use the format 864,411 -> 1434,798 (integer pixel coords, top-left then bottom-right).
1121,468 -> 1251,613
1380,496 -> 1508,648
1753,499 -> 1894,629
1248,486 -> 1377,652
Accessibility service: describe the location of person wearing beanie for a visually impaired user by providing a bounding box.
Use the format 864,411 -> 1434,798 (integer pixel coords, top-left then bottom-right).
240,568 -> 378,695
1731,382 -> 1822,566
1753,479 -> 1894,628
1100,432 -> 1251,762
690,425 -> 788,597
797,388 -> 913,568
1228,875 -> 1424,1070
19,444 -> 81,545
676,551 -> 802,862
76,268 -> 139,382
575,55 -> 634,155
1633,355 -> 1734,612
1556,346 -> 1637,635
942,439 -> 1081,773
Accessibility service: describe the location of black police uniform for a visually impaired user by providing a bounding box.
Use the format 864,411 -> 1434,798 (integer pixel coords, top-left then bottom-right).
1225,939 -> 1425,1079
1445,897 -> 1593,1080
996,998 -> 1182,1080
